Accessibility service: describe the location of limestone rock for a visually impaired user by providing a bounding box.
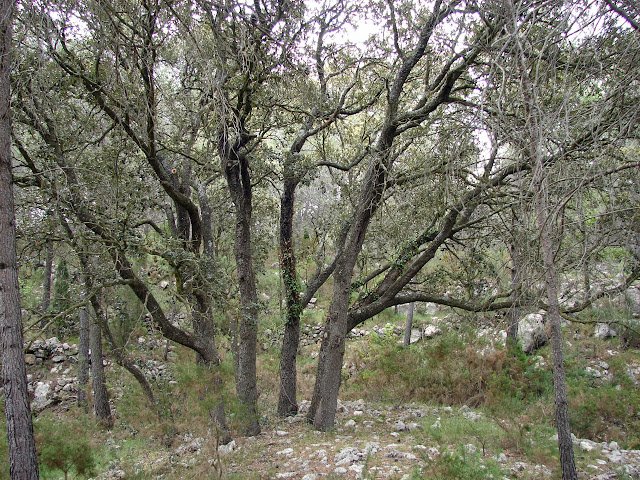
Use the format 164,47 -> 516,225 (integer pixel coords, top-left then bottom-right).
423,325 -> 441,338
218,440 -> 236,455
32,381 -> 53,412
518,312 -> 548,353
334,447 -> 361,465
276,448 -> 294,457
594,323 -> 617,339
580,439 -> 598,452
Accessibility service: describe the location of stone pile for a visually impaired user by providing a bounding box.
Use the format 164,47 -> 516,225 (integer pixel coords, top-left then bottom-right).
301,323 -> 324,346
138,359 -> 174,382
24,336 -> 78,366
27,366 -> 79,413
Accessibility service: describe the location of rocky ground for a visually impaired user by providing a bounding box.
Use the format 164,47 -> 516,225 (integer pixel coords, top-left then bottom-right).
21,296 -> 640,480
94,399 -> 640,480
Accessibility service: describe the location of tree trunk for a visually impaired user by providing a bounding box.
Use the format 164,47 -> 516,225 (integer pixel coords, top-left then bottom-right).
307,324 -> 329,424
90,316 -> 113,427
222,144 -> 260,436
403,302 -> 414,347
311,153 -> 394,430
509,4 -> 577,474
535,179 -> 578,480
0,0 -> 40,474
77,306 -> 90,411
88,288 -> 158,410
505,0 -> 578,473
278,178 -> 301,416
40,238 -> 53,330
313,261 -> 353,430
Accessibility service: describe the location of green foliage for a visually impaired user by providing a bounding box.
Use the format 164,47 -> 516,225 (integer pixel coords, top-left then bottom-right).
0,400 -> 9,480
567,365 -> 640,447
418,447 -> 506,480
35,413 -> 97,480
348,329 -> 551,412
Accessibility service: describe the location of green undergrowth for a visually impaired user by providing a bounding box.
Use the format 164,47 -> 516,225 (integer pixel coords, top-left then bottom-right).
346,328 -> 553,413
415,447 -> 507,480
34,410 -> 108,480
343,320 -> 640,449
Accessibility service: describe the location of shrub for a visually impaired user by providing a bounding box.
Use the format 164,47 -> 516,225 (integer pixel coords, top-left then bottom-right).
35,414 -> 97,480
347,329 -> 552,413
419,447 -> 505,480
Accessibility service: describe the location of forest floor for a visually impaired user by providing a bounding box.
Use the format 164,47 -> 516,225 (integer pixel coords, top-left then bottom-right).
10,305 -> 640,480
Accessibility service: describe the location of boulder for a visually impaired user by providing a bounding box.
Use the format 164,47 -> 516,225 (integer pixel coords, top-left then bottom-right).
594,323 -> 617,339
31,381 -> 53,412
423,325 -> 442,338
626,287 -> 640,313
518,312 -> 548,354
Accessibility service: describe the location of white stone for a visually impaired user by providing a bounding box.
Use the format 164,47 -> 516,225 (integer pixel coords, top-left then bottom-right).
607,450 -> 623,463
301,475 -> 317,480
276,430 -> 289,436
518,312 -> 548,353
497,453 -> 507,463
609,441 -> 620,451
534,465 -> 553,476
31,382 -> 52,411
276,448 -> 294,457
585,366 -> 602,378
345,419 -> 356,428
423,325 -> 442,338
333,467 -> 347,475
334,447 -> 361,465
594,323 -> 617,339
463,411 -> 482,422
349,464 -> 364,475
580,439 -> 598,452
393,420 -> 406,431
310,449 -> 326,459
465,444 -> 477,454
363,442 -> 380,455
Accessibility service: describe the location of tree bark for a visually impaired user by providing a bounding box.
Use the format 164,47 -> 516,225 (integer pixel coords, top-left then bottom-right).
535,178 -> 577,480
403,302 -> 414,347
77,306 -> 90,411
278,178 -> 301,416
221,141 -> 260,436
89,315 -> 113,427
0,0 -> 40,474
